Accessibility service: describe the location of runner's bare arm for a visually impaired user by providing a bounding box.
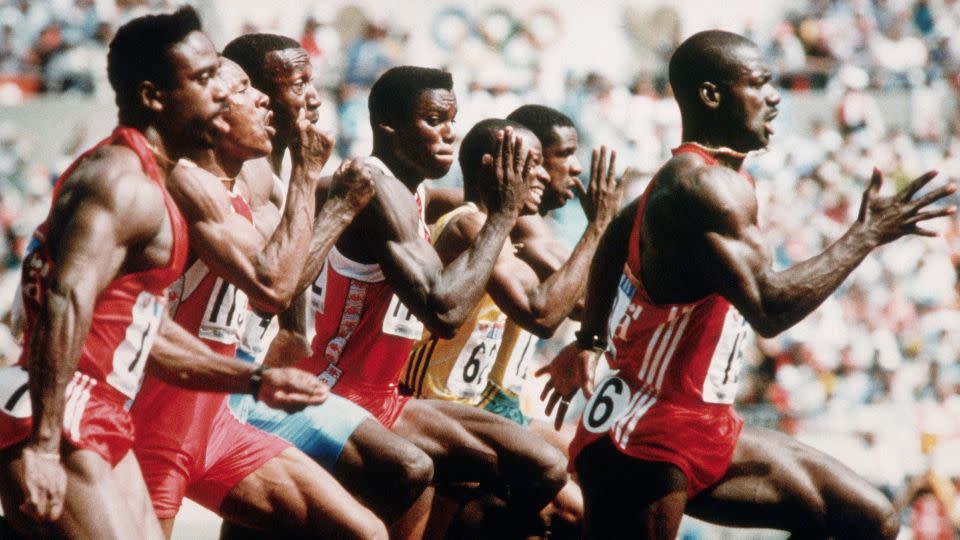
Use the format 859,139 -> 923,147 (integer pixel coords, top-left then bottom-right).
478,146 -> 625,335
377,131 -> 529,338
689,167 -> 956,337
166,120 -> 330,313
146,315 -> 325,410
22,152 -> 166,521
294,159 -> 376,295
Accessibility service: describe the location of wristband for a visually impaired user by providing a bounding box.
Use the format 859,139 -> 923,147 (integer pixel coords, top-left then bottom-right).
574,329 -> 608,353
249,365 -> 265,400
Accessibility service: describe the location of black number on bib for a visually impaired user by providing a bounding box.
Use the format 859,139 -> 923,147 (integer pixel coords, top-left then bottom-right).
586,378 -> 625,430
127,321 -> 153,373
210,280 -> 241,328
4,382 -> 29,412
463,343 -> 485,383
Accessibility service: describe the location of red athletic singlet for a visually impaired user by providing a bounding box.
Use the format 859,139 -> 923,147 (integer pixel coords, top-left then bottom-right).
300,157 -> 428,427
569,143 -> 749,496
131,165 -> 288,519
0,126 -> 188,465
132,180 -> 255,440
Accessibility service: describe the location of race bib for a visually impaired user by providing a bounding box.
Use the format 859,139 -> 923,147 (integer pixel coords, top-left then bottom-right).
382,294 -> 424,339
582,376 -> 634,434
107,291 -> 166,398
446,320 -> 504,398
701,309 -> 747,404
0,365 -> 30,419
198,277 -> 249,344
501,329 -> 537,395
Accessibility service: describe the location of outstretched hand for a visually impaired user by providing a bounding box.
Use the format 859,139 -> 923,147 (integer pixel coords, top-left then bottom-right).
481,126 -> 534,216
289,107 -> 335,173
259,366 -> 328,413
856,168 -> 956,245
535,341 -> 602,431
580,145 -> 629,226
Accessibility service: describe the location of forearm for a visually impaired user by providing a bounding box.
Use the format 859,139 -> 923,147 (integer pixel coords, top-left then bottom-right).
579,209 -> 634,341
28,289 -> 90,452
295,198 -> 356,294
146,318 -> 258,394
525,225 -> 603,334
251,163 -> 320,311
752,224 -> 874,336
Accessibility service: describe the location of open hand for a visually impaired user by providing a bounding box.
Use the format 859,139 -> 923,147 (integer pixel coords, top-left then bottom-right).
856,168 -> 956,245
580,145 -> 629,227
535,341 -> 602,430
482,126 -> 534,216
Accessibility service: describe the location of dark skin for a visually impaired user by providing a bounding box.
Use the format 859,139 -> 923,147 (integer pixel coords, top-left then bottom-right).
262,47 -> 321,174
541,37 -> 956,539
218,49 -> 420,539
0,30 -> 327,540
270,89 -> 567,536
439,137 -> 623,340
151,59 -> 382,540
433,129 -> 622,538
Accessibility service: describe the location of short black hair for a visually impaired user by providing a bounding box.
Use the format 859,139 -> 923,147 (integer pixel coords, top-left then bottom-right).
108,6 -> 202,120
222,33 -> 300,93
668,30 -> 757,111
369,66 -> 453,128
459,118 -> 532,203
507,105 -> 574,148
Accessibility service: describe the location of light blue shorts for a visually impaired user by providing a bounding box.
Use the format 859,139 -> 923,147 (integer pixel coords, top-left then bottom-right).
228,392 -> 370,471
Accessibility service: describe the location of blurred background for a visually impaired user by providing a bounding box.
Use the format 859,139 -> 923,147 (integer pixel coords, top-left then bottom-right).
1,0 -> 959,538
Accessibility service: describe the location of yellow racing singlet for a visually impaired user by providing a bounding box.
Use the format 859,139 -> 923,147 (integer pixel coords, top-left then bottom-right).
402,204 -> 507,404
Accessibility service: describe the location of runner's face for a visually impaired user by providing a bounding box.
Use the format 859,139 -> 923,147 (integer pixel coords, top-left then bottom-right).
217,60 -> 274,160
719,45 -> 780,151
540,126 -> 582,213
393,88 -> 457,179
265,48 -> 319,130
517,129 -> 547,216
163,31 -> 229,148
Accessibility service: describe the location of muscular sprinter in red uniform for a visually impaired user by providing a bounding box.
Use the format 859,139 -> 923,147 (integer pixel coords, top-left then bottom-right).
541,30 -> 957,539
286,66 -> 568,536
0,8 -> 325,539
130,56 -> 384,539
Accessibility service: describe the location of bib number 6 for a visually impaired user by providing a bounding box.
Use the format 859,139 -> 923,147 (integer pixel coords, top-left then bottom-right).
583,377 -> 632,434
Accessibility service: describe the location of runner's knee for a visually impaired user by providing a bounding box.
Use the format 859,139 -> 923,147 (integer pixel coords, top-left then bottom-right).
396,445 -> 434,494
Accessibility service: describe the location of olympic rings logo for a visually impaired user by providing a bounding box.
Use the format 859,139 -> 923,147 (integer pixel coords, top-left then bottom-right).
430,6 -> 562,55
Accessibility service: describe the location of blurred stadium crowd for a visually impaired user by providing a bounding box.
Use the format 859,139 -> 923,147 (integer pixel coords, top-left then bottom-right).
1,0 -> 960,537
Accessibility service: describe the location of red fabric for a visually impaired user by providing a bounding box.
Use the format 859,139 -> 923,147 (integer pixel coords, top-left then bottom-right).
301,187 -> 428,421
570,144 -> 752,495
0,126 -> 188,463
572,399 -> 743,497
131,188 -> 286,518
0,370 -> 135,466
135,401 -> 289,518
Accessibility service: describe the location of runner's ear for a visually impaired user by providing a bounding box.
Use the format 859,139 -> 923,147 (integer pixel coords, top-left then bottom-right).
140,81 -> 163,113
698,81 -> 721,110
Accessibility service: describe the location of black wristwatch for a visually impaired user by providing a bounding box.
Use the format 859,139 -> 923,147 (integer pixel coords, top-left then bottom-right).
249,365 -> 265,400
574,329 -> 608,353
